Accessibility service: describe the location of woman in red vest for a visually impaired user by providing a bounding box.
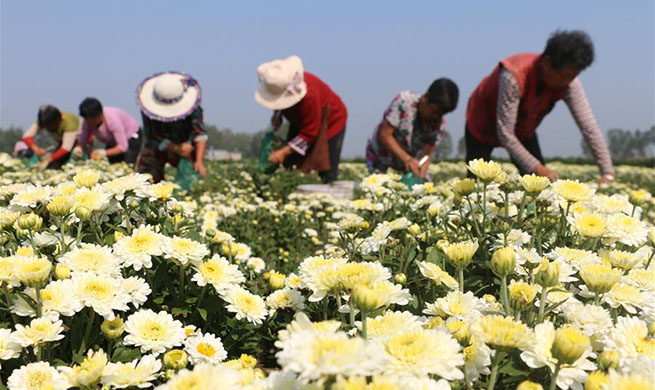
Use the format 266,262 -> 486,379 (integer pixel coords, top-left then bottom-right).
255,56 -> 347,183
466,30 -> 614,184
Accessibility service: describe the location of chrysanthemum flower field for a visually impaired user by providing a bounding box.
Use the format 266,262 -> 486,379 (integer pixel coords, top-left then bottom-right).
0,154 -> 654,390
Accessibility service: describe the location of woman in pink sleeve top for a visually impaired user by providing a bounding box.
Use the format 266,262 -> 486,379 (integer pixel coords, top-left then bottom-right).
74,97 -> 143,164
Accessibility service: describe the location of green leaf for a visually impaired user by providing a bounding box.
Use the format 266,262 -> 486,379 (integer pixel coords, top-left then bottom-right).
499,359 -> 530,376
197,307 -> 208,321
112,347 -> 142,362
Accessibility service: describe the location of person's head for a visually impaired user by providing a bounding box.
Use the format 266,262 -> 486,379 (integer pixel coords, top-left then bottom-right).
37,105 -> 62,132
540,30 -> 594,89
79,97 -> 104,127
418,78 -> 459,122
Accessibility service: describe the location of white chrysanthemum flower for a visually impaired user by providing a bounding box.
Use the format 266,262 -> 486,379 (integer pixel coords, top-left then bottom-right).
266,288 -> 306,313
463,336 -> 492,386
8,361 -> 69,390
184,332 -> 228,365
58,243 -> 123,277
221,241 -> 252,261
603,316 -> 655,361
301,257 -> 347,302
191,255 -> 245,292
626,268 -> 655,291
0,328 -> 21,365
136,182 -> 175,202
520,322 -> 596,390
102,354 -> 162,389
275,312 -> 342,348
121,276 -> 152,308
605,368 -> 654,390
416,261 -> 459,290
589,194 -> 632,215
360,174 -> 392,192
606,214 -> 649,247
1,256 -> 22,288
246,257 -> 266,273
163,236 -> 209,266
154,364 -> 242,390
113,225 -> 165,270
424,290 -> 489,322
381,327 -> 465,380
72,273 -> 131,320
547,247 -> 601,271
358,311 -> 424,341
13,317 -> 65,348
12,279 -> 83,318
10,185 -> 54,208
124,309 -> 185,355
59,348 -> 108,388
101,173 -> 150,201
603,283 -> 650,315
494,229 -> 531,250
72,185 -> 112,212
222,286 -> 267,325
276,330 -> 387,380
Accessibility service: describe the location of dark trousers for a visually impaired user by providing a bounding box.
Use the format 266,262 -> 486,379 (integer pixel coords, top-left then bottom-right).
108,128 -> 144,164
464,124 -> 544,177
320,128 -> 346,183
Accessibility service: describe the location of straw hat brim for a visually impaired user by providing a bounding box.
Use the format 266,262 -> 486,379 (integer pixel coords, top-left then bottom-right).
136,71 -> 202,122
254,81 -> 307,110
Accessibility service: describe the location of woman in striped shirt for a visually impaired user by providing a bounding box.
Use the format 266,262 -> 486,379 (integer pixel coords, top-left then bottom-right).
465,30 -> 615,184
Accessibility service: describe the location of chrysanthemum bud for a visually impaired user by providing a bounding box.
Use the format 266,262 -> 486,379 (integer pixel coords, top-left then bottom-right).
55,264 -> 71,280
17,213 -> 43,231
239,354 -> 257,368
407,224 -> 421,236
269,271 -> 286,290
205,229 -> 216,238
75,206 -> 93,221
393,273 -> 407,285
446,319 -> 471,346
584,371 -> 607,390
508,281 -> 539,312
16,256 -> 52,287
535,260 -> 560,288
163,349 -> 188,370
0,212 -> 19,230
426,317 -> 445,329
551,326 -> 589,365
628,189 -> 649,206
491,247 -> 515,277
351,284 -> 385,312
597,350 -> 620,371
101,317 -> 124,340
453,178 -> 476,196
517,381 -> 544,390
73,169 -> 100,188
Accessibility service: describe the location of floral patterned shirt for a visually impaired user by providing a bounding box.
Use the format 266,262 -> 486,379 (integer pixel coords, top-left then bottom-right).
365,90 -> 446,172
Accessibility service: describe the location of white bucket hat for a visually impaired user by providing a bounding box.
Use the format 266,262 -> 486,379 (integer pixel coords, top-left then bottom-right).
254,55 -> 307,110
136,71 -> 202,122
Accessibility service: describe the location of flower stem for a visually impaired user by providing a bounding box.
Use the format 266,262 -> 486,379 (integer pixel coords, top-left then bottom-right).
458,267 -> 465,292
78,309 -> 96,356
487,350 -> 505,390
34,286 -> 42,318
549,363 -> 561,390
361,309 -> 368,339
500,276 -> 511,316
178,264 -> 186,305
537,286 -> 549,323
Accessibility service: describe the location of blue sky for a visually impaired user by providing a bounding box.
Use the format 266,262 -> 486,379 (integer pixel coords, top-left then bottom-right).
1,1 -> 653,158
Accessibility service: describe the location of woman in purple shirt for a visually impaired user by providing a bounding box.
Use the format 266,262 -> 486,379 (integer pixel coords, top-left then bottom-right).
74,97 -> 143,163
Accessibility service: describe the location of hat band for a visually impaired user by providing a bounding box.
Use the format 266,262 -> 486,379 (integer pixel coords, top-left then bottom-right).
154,76 -> 199,105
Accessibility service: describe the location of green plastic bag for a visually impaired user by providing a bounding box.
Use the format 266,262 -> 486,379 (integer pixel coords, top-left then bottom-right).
258,132 -> 284,174
400,172 -> 425,189
174,158 -> 200,191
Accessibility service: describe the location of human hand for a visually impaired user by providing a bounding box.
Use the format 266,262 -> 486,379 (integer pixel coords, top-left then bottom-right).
33,146 -> 47,157
268,146 -> 291,165
403,157 -> 420,176
533,163 -> 560,182
37,159 -> 50,170
598,174 -> 615,186
72,146 -> 84,159
178,143 -> 194,159
194,160 -> 207,178
90,149 -> 105,161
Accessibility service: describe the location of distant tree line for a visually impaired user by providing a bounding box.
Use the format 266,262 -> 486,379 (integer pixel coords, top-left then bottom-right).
2,124 -> 653,160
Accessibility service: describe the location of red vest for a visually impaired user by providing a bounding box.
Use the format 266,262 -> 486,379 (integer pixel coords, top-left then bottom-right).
466,53 -> 569,146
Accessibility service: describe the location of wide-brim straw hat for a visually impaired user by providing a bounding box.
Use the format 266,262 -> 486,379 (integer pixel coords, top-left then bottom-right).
136,71 -> 202,122
255,55 -> 307,110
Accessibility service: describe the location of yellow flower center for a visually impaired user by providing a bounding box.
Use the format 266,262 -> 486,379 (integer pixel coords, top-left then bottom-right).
143,321 -> 166,340
196,342 -> 216,357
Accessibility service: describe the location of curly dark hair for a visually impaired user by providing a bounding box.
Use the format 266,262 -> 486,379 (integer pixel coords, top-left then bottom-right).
426,78 -> 459,114
543,30 -> 595,70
